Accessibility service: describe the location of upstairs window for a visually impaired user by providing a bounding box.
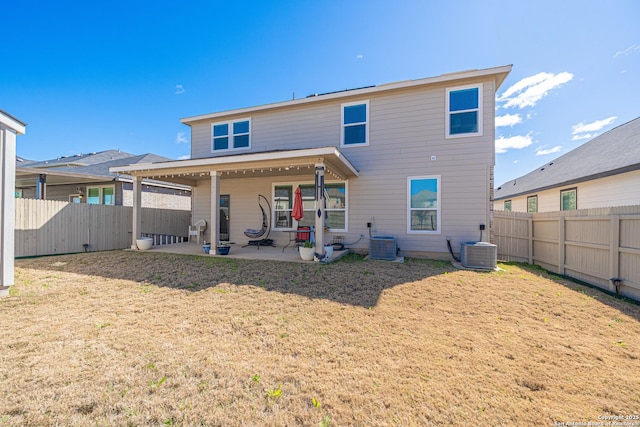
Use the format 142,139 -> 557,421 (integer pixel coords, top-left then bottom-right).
446,85 -> 482,138
212,119 -> 251,152
341,101 -> 369,146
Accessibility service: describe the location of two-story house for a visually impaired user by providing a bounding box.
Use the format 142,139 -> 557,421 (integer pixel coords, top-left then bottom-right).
112,65 -> 512,257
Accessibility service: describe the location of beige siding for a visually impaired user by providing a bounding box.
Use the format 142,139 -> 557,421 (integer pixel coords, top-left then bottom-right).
189,78 -> 498,256
498,169 -> 640,213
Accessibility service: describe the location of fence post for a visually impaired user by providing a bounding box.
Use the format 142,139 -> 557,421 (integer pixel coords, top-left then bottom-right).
558,215 -> 565,275
610,215 -> 620,291
528,216 -> 533,265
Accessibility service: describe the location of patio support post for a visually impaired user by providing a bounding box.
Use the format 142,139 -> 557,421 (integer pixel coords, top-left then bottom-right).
0,111 -> 26,297
209,171 -> 220,254
314,163 -> 325,258
36,174 -> 46,200
131,175 -> 142,250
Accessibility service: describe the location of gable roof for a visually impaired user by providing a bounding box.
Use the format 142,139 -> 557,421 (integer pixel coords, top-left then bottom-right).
495,117 -> 640,200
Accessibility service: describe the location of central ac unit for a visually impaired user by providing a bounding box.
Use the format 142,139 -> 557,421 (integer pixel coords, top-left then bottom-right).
460,241 -> 497,269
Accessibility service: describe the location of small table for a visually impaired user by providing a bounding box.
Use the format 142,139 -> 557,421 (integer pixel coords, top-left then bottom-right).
281,228 -> 314,252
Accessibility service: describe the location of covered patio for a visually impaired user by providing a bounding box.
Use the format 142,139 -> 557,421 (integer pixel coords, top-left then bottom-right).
110,146 -> 358,257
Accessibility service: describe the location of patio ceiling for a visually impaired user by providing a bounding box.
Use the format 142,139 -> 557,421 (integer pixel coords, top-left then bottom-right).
109,146 -> 359,186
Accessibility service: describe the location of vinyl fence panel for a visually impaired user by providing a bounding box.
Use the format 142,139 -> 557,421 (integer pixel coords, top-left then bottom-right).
15,199 -> 190,257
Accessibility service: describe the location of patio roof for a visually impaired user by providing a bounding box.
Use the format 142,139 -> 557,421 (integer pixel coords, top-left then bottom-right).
109,146 -> 359,186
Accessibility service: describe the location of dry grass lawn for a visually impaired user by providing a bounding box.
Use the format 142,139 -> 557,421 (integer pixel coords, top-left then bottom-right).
1,251 -> 639,426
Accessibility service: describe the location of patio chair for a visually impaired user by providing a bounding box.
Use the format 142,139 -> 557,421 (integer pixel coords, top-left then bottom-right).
188,219 -> 207,244
243,195 -> 275,249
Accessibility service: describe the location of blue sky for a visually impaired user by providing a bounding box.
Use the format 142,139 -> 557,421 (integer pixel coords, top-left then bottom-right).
2,0 -> 638,187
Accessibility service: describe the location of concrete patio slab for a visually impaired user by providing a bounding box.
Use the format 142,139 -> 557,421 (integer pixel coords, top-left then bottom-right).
140,241 -> 349,263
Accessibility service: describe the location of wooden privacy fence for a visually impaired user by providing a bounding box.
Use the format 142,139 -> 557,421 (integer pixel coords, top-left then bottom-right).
494,206 -> 640,302
15,199 -> 191,257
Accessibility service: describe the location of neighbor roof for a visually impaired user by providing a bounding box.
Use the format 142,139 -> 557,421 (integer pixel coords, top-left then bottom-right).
495,117 -> 640,200
16,150 -> 189,190
23,149 -> 141,169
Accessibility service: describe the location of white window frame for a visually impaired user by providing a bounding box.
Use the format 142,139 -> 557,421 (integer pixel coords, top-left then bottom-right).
407,175 -> 441,234
341,100 -> 369,147
446,84 -> 483,138
211,118 -> 251,153
272,181 -> 348,233
87,185 -> 116,205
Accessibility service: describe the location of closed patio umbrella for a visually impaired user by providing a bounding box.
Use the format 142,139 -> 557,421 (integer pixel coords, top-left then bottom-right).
292,186 -> 304,221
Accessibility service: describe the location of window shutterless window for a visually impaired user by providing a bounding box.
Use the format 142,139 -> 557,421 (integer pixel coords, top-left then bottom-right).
273,182 -> 347,232
341,101 -> 369,146
87,187 -> 100,204
527,195 -> 538,213
446,85 -> 482,138
211,119 -> 251,152
504,200 -> 512,211
102,187 -> 115,205
560,188 -> 577,211
408,176 -> 441,233
87,186 -> 115,205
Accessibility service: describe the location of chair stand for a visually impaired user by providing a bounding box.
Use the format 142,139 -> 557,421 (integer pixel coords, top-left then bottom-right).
244,238 -> 275,249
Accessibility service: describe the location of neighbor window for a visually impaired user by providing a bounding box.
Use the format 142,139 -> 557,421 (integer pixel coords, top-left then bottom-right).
527,195 -> 538,213
102,187 -> 115,205
274,182 -> 347,232
561,188 -> 577,211
211,119 -> 251,152
504,200 -> 512,211
408,176 -> 441,233
341,101 -> 369,146
87,186 -> 115,205
446,85 -> 482,137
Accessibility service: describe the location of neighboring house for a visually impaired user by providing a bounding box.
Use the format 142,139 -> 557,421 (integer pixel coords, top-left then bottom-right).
495,117 -> 640,213
16,150 -> 191,210
112,65 -> 512,257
